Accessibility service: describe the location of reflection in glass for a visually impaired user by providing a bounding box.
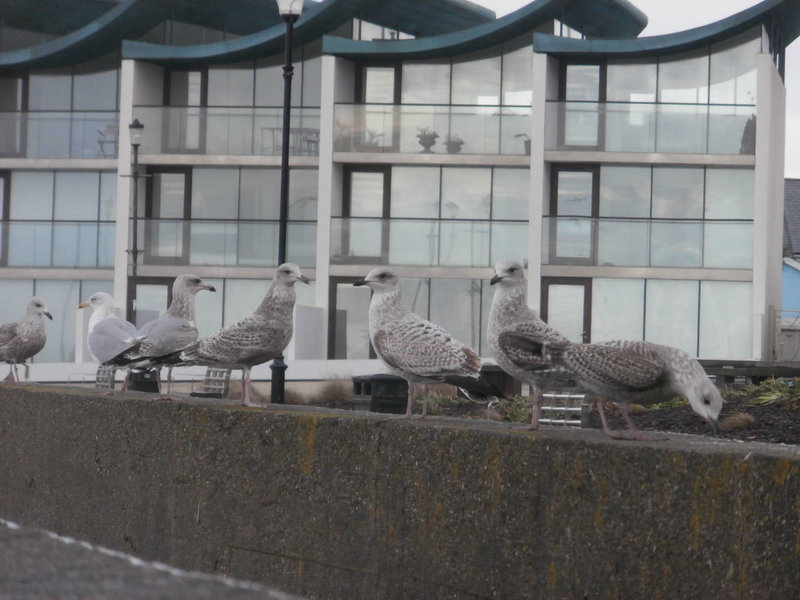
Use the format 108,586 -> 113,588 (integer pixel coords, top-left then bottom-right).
364,67 -> 395,103
240,169 -> 280,219
10,171 -> 53,220
350,172 -> 384,217
430,279 -> 482,350
224,279 -> 271,324
191,168 -> 239,219
208,64 -> 254,107
401,60 -> 450,104
557,171 -> 593,216
708,106 -> 756,154
28,69 -> 72,110
703,222 -> 752,268
597,220 -> 648,266
441,168 -> 490,219
288,222 -> 316,268
705,168 -> 753,219
546,284 -> 585,343
8,223 -> 52,266
492,168 -> 529,220
606,61 -> 656,102
238,223 -> 278,266
490,222 -> 527,266
152,173 -> 186,219
334,284 -> 372,359
604,103 -> 656,152
650,222 -> 702,267
564,102 -> 599,147
652,167 -> 703,218
645,279 -> 699,355
502,37 -> 533,106
655,104 -> 707,153
699,281 -> 752,359
389,221 -> 437,265
135,284 -> 168,329
451,48 -> 501,106
592,278 -> 644,342
439,222 -> 489,266
190,222 -> 238,265
658,52 -> 709,103
391,167 -> 439,218
52,223 -> 99,267
566,65 -> 600,101
599,166 -> 650,217
555,218 -> 592,260
289,169 -> 319,220
34,279 -> 79,363
709,30 -> 759,105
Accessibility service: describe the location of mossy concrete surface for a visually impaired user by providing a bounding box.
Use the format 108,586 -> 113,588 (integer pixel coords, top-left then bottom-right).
1,385 -> 799,599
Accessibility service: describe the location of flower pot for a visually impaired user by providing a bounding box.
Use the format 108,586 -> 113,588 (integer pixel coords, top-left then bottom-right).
417,134 -> 437,153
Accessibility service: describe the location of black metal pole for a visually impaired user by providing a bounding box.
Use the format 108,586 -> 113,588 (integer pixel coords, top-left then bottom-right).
270,13 -> 298,405
131,143 -> 140,313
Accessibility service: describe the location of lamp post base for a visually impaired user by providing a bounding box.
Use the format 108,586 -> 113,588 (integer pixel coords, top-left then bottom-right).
270,357 -> 287,404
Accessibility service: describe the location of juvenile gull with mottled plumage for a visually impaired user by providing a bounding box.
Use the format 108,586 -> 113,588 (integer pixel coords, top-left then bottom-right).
0,296 -> 52,383
556,339 -> 723,440
488,260 -> 572,429
148,263 -> 309,406
354,267 -> 487,418
104,274 -> 216,398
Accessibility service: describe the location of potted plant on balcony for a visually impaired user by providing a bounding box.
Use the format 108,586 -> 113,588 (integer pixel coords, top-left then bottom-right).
444,134 -> 464,154
416,126 -> 438,153
515,132 -> 531,155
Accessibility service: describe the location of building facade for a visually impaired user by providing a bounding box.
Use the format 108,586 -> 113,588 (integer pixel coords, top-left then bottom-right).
0,0 -> 796,375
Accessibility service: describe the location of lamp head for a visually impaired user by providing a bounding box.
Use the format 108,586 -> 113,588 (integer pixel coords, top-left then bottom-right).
276,0 -> 303,18
129,118 -> 144,148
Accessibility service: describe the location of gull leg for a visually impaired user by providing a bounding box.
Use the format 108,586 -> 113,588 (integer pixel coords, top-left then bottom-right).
119,369 -> 130,394
597,398 -> 627,440
516,387 -> 543,431
621,403 -> 669,442
22,362 -> 29,381
3,364 -> 15,383
404,381 -> 414,418
243,368 -> 261,407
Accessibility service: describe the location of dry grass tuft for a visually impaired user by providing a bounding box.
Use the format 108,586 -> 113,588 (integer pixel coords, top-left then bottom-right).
721,412 -> 755,432
315,380 -> 353,406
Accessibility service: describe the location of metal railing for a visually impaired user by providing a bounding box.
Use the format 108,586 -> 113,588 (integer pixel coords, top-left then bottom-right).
333,103 -> 532,155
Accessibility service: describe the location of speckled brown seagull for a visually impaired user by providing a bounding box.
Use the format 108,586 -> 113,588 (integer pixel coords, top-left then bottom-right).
354,267 -> 487,418
556,339 -> 723,440
0,296 -> 52,383
149,263 -> 309,406
488,260 -> 572,430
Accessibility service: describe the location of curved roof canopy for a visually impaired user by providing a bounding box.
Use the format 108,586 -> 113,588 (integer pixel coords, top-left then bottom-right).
322,0 -> 648,60
533,0 -> 800,58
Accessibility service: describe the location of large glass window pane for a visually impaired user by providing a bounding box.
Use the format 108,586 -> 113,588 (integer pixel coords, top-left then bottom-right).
134,284 -> 168,329
238,222 -> 278,266
451,48 -> 501,105
556,171 -> 593,216
599,166 -> 650,217
350,172 -> 384,217
651,222 -> 702,267
347,219 -> 382,257
190,222 -> 237,265
35,279 -> 79,362
705,168 -> 753,219
492,168 -> 529,220
208,63 -> 254,106
287,222 -> 316,268
592,279 -> 644,342
441,168 -> 490,219
656,104 -> 707,153
289,169 -> 318,220
606,60 -> 657,102
72,56 -> 118,110
502,36 -> 533,106
391,167 -> 439,218
224,278 -> 270,324
564,102 -> 599,147
26,112 -> 71,158
645,279 -> 699,355
240,168 -> 280,219
699,281 -> 752,359
151,172 -> 186,218
191,168 -> 238,219
490,222 -> 528,266
709,30 -> 759,105
301,52 -> 322,106
708,105 -> 757,154
430,279 -> 482,351
389,221 -> 437,265
401,60 -> 450,104
206,107 -> 253,155
364,67 -> 396,103
703,223 -> 753,268
652,167 -> 703,218
333,283 -> 371,359
194,277 -> 223,337
28,69 -> 72,110
10,171 -> 53,219
52,222 -> 98,267
98,223 -> 115,267
597,221 -> 649,266
565,65 -> 600,101
54,171 -> 98,220
439,222 -> 490,266
99,172 -> 117,221
169,71 -> 203,106
0,280 -> 34,324
8,223 -> 52,265
604,102 -> 657,152
546,284 -> 585,343
658,51 -> 709,103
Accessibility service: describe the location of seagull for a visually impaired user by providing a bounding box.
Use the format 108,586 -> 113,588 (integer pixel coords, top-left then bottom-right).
354,267 -> 489,418
78,292 -> 137,362
488,260 -> 572,430
147,263 -> 309,407
104,274 -> 216,398
556,339 -> 723,440
0,296 -> 52,383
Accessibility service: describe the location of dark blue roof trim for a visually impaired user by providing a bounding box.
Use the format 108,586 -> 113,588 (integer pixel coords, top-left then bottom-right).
532,0 -> 800,58
322,0 -> 647,60
0,0 -> 163,69
122,0 -> 496,66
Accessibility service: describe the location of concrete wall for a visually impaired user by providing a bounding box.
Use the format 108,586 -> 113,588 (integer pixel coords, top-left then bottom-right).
1,386 -> 799,599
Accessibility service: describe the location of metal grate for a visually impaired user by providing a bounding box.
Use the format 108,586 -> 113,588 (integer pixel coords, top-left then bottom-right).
190,368 -> 231,399
539,392 -> 589,427
94,365 -> 116,390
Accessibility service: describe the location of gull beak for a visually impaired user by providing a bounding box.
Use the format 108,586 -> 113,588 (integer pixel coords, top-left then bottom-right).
708,417 -> 721,435
490,274 -> 503,286
204,284 -> 217,292
299,274 -> 310,284
353,278 -> 367,287
78,301 -> 90,309
44,310 -> 53,321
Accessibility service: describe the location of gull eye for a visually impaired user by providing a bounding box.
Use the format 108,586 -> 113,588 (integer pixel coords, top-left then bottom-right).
703,398 -> 711,405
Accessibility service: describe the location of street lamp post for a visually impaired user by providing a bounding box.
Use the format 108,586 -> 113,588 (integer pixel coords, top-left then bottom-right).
127,118 -> 144,320
270,0 -> 304,404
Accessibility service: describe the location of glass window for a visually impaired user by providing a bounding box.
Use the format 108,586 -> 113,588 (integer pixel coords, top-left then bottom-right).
289,169 -> 318,220
240,168 -> 280,219
597,221 -> 649,266
656,104 -> 708,153
652,167 -> 703,219
238,222 -> 278,266
54,171 -> 98,221
545,283 -> 586,343
645,279 -> 699,355
651,222 -> 702,267
333,282 -> 372,359
28,69 -> 72,110
606,60 -> 657,103
389,221 -> 437,265
565,65 -> 600,101
151,172 -> 186,219
364,67 -> 396,103
490,222 -> 528,266
189,222 -> 237,265
0,280 -> 34,323
391,167 -> 439,218
256,55 -> 300,106
10,171 -> 53,219
492,168 -> 529,220
439,222 -> 490,266
191,168 -> 238,219
708,105 -> 756,154
502,36 -> 533,106
709,30 -> 759,105
699,281 -> 752,359
703,223 -> 753,268
288,222 -> 316,267
599,166 -> 650,217
72,56 -> 118,110
208,63 -> 254,106
0,77 -> 24,110
169,71 -> 203,106
401,60 -> 450,104
705,168 -> 753,219
591,278 -> 644,342
441,168 -> 490,219
604,102 -> 657,152
53,222 -> 98,267
556,171 -> 593,216
429,279 -> 482,351
658,51 -> 709,103
8,223 -> 51,265
134,284 -> 168,329
224,278 -> 270,324
301,51 -> 322,106
451,47 -> 501,106
35,279 -> 80,363
99,171 -> 117,221
194,277 -> 223,336
350,171 -> 384,217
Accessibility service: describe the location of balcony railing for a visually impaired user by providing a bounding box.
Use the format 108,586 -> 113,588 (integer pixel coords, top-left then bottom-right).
0,111 -> 119,159
333,104 -> 532,155
2,221 -> 114,267
134,219 -> 316,268
330,217 -> 528,267
542,216 -> 753,269
545,101 -> 756,155
133,106 -> 321,157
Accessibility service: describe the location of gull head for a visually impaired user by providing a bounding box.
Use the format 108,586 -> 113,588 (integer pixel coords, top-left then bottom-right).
685,379 -> 723,435
174,274 -> 217,296
275,262 -> 310,285
490,260 -> 525,287
353,267 -> 400,293
28,296 -> 53,321
78,291 -> 114,311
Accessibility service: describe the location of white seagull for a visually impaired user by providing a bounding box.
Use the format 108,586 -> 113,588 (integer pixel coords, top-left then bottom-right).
78,292 -> 137,362
0,296 -> 52,383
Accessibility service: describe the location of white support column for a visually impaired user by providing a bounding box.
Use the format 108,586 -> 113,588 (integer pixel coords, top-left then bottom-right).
113,59 -> 135,315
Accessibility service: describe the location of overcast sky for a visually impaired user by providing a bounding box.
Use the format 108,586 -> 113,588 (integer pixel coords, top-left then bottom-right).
478,0 -> 800,177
